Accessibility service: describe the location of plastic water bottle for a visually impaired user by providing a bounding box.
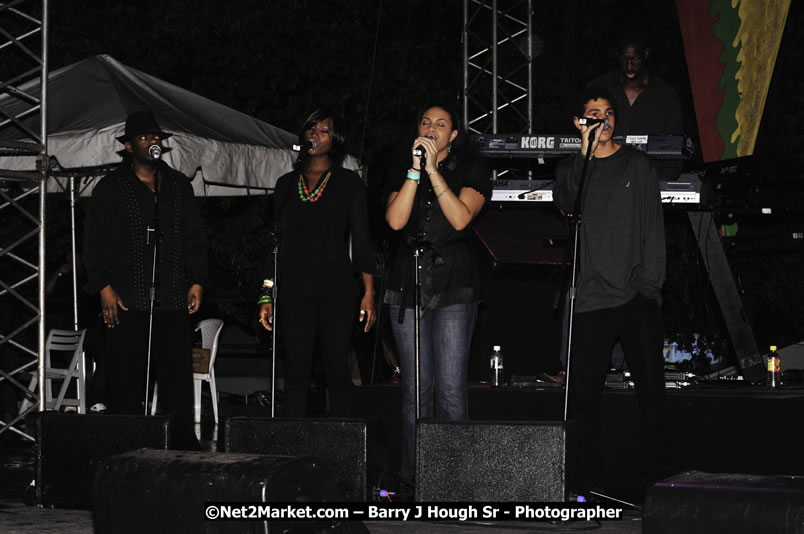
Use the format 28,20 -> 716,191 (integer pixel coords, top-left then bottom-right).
767,345 -> 781,389
490,345 -> 503,387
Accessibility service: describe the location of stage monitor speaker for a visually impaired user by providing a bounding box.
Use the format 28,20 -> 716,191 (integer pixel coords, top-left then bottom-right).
93,449 -> 363,534
223,416 -> 385,502
36,412 -> 173,507
415,420 -> 568,502
643,470 -> 804,534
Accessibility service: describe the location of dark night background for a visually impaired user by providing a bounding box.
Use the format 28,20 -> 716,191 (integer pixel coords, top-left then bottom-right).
25,1 -> 804,380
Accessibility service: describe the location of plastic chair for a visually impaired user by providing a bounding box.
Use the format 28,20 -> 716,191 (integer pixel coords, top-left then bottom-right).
20,329 -> 87,414
151,319 -> 224,424
192,319 -> 224,424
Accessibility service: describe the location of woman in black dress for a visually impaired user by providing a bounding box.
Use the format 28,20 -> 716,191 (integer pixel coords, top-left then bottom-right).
258,108 -> 376,417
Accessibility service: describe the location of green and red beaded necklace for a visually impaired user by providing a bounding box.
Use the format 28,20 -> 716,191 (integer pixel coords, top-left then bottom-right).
297,170 -> 332,202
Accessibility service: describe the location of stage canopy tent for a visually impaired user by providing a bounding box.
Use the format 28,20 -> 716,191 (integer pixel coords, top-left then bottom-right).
0,54 -> 337,196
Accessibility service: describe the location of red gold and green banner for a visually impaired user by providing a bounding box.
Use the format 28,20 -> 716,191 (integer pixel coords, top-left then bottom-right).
676,0 -> 790,162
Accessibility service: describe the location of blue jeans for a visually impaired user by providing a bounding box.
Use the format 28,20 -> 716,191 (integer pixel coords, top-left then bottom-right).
389,302 -> 478,484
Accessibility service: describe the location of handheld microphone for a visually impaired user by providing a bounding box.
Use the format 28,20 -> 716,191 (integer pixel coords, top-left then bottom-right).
148,144 -> 162,160
292,139 -> 317,153
413,134 -> 435,157
577,117 -> 610,129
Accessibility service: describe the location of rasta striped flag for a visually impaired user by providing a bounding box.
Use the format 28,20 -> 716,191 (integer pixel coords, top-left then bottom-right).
676,0 -> 790,162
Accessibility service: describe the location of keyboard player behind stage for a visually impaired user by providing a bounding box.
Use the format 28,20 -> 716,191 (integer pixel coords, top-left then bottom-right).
552,87 -> 669,498
587,28 -> 684,181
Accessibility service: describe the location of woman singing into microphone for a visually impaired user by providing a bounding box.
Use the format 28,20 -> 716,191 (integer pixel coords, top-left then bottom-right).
258,108 -> 376,417
384,104 -> 490,488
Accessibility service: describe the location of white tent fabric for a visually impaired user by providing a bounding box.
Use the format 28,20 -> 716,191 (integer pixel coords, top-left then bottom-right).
0,54 -> 357,196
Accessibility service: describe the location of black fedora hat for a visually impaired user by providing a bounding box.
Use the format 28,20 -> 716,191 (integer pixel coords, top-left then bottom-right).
116,111 -> 172,144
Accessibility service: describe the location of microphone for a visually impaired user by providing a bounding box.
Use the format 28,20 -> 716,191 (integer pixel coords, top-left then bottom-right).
148,144 -> 162,160
292,139 -> 317,153
577,117 -> 610,129
579,117 -> 609,144
413,134 -> 435,157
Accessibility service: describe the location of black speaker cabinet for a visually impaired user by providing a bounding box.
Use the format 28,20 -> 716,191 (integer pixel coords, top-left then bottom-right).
93,449 -> 359,534
416,420 -> 568,502
36,412 -> 173,507
223,417 -> 384,502
643,470 -> 804,534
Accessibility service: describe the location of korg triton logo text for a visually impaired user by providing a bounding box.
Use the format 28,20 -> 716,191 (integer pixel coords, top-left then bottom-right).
519,136 -> 555,149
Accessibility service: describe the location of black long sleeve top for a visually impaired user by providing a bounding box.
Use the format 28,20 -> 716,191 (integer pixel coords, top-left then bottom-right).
383,149 -> 492,311
270,166 -> 376,296
553,147 -> 666,313
83,162 -> 208,311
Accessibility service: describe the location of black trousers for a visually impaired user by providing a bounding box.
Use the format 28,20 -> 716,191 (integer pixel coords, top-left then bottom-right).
279,282 -> 357,417
104,309 -> 196,444
85,322 -> 110,407
568,294 -> 667,491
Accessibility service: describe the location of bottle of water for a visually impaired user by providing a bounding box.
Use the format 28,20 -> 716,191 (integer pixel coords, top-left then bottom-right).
490,345 -> 503,387
767,345 -> 781,389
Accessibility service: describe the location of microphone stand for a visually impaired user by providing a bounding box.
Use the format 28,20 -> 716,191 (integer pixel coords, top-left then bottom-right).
561,131 -> 635,508
412,232 -> 425,421
412,152 -> 428,421
267,162 -> 297,417
369,241 -> 389,384
268,224 -> 280,418
144,162 -> 161,416
562,132 -> 595,423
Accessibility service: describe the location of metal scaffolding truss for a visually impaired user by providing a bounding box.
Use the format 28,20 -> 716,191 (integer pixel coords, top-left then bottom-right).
463,0 -> 533,135
1,0 -> 49,442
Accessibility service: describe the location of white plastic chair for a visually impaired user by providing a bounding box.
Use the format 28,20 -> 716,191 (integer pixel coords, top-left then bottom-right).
192,318 -> 224,424
151,319 -> 224,424
20,329 -> 87,414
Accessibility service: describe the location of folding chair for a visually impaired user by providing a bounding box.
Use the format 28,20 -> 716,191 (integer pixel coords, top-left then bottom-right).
19,329 -> 87,414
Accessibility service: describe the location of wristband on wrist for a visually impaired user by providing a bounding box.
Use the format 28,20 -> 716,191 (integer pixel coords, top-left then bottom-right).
406,169 -> 421,181
258,279 -> 274,305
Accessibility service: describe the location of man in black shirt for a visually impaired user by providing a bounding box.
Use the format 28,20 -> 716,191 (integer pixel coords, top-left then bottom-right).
588,30 -> 684,181
553,88 -> 667,497
83,111 -> 207,444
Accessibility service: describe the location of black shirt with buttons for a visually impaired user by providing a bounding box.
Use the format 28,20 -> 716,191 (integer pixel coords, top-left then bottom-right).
384,148 -> 491,310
